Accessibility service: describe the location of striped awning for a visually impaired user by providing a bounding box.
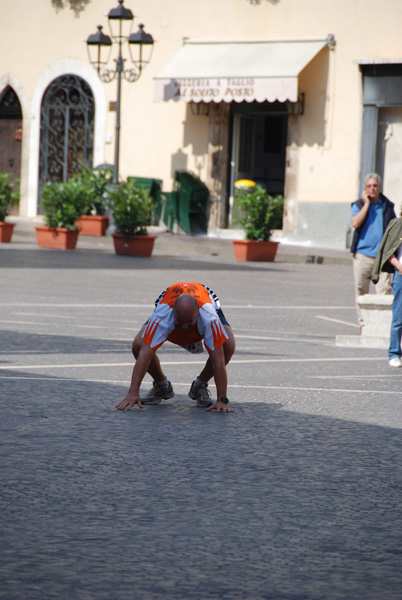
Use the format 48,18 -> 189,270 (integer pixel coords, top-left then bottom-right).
154,37 -> 332,103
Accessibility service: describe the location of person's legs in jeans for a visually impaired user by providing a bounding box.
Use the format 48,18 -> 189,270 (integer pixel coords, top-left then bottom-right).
389,272 -> 402,360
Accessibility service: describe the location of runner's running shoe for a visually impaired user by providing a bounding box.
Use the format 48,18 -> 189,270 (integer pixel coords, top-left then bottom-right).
188,380 -> 213,408
142,380 -> 174,405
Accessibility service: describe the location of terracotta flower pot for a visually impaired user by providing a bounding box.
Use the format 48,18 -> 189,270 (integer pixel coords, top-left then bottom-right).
233,239 -> 279,262
35,226 -> 79,250
0,222 -> 15,243
112,233 -> 156,257
75,215 -> 109,237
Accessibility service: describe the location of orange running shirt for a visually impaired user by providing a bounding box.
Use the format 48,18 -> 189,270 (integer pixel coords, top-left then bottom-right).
142,282 -> 228,353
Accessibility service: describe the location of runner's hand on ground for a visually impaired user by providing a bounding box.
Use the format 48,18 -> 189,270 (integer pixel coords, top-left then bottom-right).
206,400 -> 234,413
116,391 -> 143,410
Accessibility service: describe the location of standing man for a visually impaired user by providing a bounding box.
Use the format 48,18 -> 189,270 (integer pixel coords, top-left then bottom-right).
116,282 -> 235,412
350,173 -> 396,329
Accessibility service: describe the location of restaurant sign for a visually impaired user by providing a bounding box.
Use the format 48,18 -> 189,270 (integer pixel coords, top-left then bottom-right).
155,76 -> 298,104
179,78 -> 256,101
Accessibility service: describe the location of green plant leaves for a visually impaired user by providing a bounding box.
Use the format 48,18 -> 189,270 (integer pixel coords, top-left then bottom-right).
238,185 -> 284,241
70,166 -> 113,216
0,173 -> 20,221
108,179 -> 155,238
40,180 -> 88,229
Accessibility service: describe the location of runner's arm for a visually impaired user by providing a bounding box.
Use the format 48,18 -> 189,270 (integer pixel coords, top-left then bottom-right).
116,341 -> 156,410
207,345 -> 234,413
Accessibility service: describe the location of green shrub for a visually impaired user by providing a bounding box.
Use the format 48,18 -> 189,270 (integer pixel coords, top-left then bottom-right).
109,178 -> 155,238
239,185 -> 284,241
0,173 -> 20,221
40,180 -> 88,230
71,166 -> 113,216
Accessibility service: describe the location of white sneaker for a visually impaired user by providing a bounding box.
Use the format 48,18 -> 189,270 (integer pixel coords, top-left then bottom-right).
389,358 -> 402,368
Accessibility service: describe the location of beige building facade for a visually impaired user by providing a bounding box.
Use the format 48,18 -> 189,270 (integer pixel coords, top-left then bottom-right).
2,0 -> 402,248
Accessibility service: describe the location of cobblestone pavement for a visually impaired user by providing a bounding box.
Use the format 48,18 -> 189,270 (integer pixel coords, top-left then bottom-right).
0,234 -> 401,600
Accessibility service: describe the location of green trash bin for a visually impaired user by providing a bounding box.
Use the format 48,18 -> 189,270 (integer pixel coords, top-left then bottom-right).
175,171 -> 209,236
159,191 -> 178,232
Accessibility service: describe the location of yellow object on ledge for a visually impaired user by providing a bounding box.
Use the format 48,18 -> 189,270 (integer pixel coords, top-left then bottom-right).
234,179 -> 256,189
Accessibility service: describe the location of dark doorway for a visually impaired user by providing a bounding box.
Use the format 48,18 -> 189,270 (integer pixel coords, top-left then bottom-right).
229,102 -> 288,226
0,86 -> 22,215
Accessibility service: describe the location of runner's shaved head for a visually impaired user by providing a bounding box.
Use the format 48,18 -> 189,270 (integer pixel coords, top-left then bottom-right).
174,294 -> 199,321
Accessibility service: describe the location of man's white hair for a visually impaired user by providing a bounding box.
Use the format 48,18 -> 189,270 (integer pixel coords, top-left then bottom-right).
364,172 -> 382,187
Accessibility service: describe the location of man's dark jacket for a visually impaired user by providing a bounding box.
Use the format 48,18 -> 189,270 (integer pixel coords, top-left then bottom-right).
350,193 -> 396,254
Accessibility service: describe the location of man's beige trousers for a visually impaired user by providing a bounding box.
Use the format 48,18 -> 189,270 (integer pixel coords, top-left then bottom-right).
353,252 -> 393,326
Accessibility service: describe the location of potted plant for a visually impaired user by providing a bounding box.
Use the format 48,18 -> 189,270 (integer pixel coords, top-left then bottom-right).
36,179 -> 87,250
74,166 -> 113,236
233,184 -> 284,262
108,178 -> 156,256
0,173 -> 20,243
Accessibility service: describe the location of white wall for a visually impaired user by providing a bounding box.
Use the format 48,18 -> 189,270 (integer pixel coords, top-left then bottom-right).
1,0 -> 402,236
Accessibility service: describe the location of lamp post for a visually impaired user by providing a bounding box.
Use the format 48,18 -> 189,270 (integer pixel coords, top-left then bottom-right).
87,0 -> 154,184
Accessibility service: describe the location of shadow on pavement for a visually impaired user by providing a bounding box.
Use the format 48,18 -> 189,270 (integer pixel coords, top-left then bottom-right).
1,373 -> 401,600
0,247 -> 288,272
0,330 -> 131,357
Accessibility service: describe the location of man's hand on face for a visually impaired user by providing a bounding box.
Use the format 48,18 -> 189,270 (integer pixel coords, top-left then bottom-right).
116,391 -> 144,410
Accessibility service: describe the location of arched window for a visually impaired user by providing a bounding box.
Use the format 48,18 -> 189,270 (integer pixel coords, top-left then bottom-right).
38,74 -> 94,191
0,86 -> 22,119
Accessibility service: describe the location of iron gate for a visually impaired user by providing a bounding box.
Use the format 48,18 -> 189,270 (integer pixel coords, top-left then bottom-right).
38,74 -> 95,194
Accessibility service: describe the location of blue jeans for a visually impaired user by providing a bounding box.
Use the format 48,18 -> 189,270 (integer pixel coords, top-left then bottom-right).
389,272 -> 402,359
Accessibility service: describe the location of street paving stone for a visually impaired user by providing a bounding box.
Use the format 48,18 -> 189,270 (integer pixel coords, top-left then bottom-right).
0,236 -> 401,600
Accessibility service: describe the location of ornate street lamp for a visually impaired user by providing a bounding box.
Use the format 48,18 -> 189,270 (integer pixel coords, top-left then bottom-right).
87,0 -> 154,183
